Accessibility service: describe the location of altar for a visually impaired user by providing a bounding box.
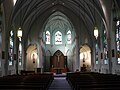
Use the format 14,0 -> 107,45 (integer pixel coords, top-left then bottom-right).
50,50 -> 67,74
51,68 -> 67,74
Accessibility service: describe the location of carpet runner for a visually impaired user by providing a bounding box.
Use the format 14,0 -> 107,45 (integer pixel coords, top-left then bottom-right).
48,77 -> 72,90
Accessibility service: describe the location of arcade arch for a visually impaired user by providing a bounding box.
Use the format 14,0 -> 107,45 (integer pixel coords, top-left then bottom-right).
80,45 -> 91,72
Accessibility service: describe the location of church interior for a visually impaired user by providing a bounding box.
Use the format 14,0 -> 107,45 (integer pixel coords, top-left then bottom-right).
0,0 -> 120,90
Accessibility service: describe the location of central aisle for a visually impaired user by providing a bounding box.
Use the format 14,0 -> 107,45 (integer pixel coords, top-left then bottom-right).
48,76 -> 72,90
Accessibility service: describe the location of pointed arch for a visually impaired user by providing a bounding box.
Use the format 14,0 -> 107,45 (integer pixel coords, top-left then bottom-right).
26,44 -> 38,71
52,50 -> 65,68
80,44 -> 91,72
55,31 -> 62,44
46,50 -> 51,56
54,50 -> 64,56
46,31 -> 50,44
67,30 -> 71,44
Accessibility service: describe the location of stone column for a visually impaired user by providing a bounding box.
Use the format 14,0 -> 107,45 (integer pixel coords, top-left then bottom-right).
107,35 -> 112,73
4,30 -> 9,76
38,37 -> 43,73
1,24 -> 6,76
90,49 -> 94,72
100,0 -> 112,74
22,42 -> 26,70
16,37 -> 19,74
106,5 -> 113,74
75,37 -> 80,71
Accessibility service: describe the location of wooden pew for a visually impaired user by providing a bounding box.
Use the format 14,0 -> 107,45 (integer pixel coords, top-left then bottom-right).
0,73 -> 54,90
66,72 -> 120,90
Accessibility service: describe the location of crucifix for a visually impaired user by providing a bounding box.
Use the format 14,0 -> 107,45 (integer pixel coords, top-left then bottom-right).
57,52 -> 61,68
56,51 -> 62,67
57,54 -> 60,63
57,54 -> 61,67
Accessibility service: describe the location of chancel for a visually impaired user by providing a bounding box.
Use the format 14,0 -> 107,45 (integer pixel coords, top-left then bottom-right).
1,0 -> 120,90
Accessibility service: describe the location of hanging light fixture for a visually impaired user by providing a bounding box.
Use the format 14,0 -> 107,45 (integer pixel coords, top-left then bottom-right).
94,27 -> 98,39
17,7 -> 22,38
17,27 -> 22,38
93,0 -> 98,39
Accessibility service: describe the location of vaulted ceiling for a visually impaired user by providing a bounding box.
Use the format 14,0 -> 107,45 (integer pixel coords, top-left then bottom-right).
9,0 -> 119,42
12,0 -> 103,27
44,11 -> 73,33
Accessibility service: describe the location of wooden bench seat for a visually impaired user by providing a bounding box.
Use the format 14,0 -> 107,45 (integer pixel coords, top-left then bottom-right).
0,73 -> 54,90
66,72 -> 120,90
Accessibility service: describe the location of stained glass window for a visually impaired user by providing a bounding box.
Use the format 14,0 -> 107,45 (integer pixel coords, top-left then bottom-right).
67,30 -> 71,44
18,37 -> 22,65
95,43 -> 99,64
46,31 -> 50,44
55,31 -> 62,44
9,30 -> 14,65
103,29 -> 108,64
116,20 -> 120,64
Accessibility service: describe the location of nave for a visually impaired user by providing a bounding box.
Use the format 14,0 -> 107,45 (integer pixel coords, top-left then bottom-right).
1,0 -> 120,77
1,0 -> 120,89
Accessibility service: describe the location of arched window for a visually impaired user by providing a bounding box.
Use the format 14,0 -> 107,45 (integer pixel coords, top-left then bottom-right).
55,31 -> 62,44
116,20 -> 120,64
67,30 -> 71,44
9,30 -> 14,65
17,27 -> 22,66
46,31 -> 50,44
18,38 -> 22,65
95,44 -> 99,64
103,29 -> 108,64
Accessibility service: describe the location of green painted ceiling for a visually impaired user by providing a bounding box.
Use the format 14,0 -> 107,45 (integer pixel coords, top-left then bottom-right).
44,11 -> 73,33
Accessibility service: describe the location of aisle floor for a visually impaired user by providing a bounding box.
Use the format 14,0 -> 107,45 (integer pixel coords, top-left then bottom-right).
48,77 -> 72,90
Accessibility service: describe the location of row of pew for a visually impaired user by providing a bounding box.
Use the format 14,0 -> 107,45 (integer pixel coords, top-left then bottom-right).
66,72 -> 120,90
0,72 -> 54,90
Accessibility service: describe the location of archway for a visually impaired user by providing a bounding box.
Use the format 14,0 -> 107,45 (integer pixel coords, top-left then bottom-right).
44,50 -> 51,72
80,45 -> 91,72
26,44 -> 38,71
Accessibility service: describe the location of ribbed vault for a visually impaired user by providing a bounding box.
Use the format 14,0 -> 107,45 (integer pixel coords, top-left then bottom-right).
44,11 -> 73,33
11,0 -> 104,40
9,0 -> 119,44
